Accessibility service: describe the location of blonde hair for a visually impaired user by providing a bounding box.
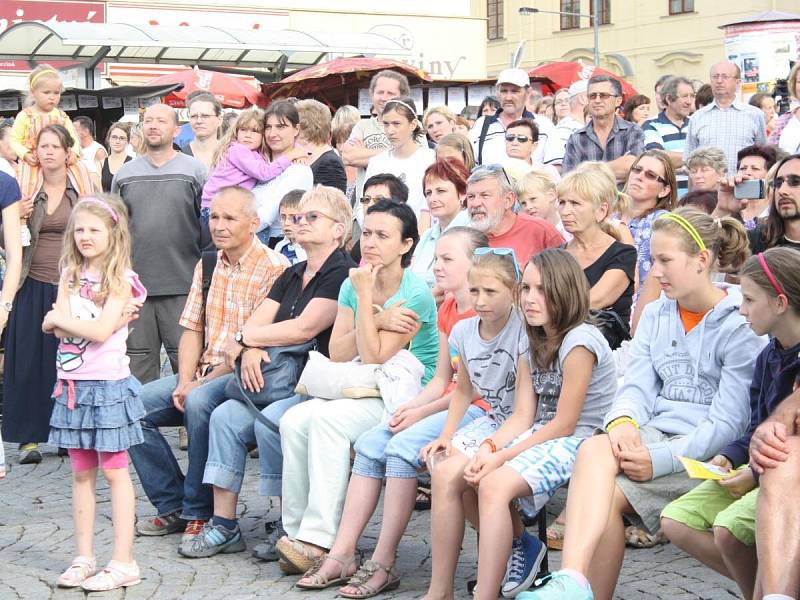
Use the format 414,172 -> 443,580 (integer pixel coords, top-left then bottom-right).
651,206 -> 750,272
423,105 -> 456,128
686,147 -> 728,176
515,170 -> 557,198
28,64 -> 62,91
574,161 -> 630,216
470,251 -> 519,294
299,185 -> 353,248
524,249 -> 590,370
211,108 -> 266,169
436,133 -> 476,172
296,99 -> 333,145
557,167 -> 622,241
60,194 -> 133,306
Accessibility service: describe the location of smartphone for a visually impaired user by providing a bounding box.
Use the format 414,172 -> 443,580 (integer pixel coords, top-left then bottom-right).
734,179 -> 766,199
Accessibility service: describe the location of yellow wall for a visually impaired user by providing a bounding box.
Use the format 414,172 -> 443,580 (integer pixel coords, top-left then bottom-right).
484,0 -> 799,94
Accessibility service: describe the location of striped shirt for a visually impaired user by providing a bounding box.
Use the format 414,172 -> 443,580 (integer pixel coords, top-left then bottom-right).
683,100 -> 766,175
642,111 -> 690,189
179,238 -> 289,373
562,116 -> 644,174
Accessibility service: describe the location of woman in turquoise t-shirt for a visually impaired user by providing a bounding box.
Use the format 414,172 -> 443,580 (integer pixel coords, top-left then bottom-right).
275,200 -> 437,571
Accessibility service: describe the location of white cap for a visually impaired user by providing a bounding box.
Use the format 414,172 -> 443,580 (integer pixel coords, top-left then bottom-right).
568,79 -> 588,97
496,68 -> 530,88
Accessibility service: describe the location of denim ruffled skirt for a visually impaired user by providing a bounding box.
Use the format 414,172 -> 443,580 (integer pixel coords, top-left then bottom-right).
48,376 -> 145,452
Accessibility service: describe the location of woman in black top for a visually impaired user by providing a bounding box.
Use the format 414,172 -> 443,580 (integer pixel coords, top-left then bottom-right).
296,99 -> 347,193
558,167 -> 636,337
101,122 -> 132,192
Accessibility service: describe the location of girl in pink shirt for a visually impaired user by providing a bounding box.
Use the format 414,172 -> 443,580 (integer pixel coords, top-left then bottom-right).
201,108 -> 307,219
43,194 -> 147,592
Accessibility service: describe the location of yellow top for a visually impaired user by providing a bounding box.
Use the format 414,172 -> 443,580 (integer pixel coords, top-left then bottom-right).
10,107 -> 81,160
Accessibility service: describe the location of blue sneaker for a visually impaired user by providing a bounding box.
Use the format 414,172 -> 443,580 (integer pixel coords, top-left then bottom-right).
517,570 -> 594,599
178,522 -> 246,558
501,531 -> 547,598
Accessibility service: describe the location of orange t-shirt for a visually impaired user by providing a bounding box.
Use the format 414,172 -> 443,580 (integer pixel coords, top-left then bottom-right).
488,213 -> 565,264
678,305 -> 706,333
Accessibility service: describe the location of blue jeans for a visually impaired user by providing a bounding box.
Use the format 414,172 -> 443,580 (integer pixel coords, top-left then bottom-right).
352,405 -> 485,479
204,394 -> 305,495
127,373 -> 232,520
253,394 -> 307,496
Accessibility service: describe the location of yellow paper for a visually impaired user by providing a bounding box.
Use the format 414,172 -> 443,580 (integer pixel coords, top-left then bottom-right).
678,456 -> 732,480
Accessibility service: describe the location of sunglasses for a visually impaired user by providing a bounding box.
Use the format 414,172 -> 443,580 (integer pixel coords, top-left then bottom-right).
774,175 -> 800,188
474,247 -> 521,281
360,195 -> 390,205
588,92 -> 618,100
291,210 -> 338,225
505,134 -> 533,143
630,164 -> 667,185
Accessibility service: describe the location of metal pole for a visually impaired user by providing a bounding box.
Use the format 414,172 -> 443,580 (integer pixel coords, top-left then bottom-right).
592,0 -> 600,66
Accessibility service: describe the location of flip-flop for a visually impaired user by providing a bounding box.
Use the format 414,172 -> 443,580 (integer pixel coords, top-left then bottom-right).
414,486 -> 431,511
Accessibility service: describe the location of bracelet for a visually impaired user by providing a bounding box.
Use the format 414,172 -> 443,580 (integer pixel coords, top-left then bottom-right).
606,416 -> 639,432
481,438 -> 497,453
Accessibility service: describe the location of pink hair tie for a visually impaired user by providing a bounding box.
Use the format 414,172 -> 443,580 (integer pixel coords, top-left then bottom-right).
758,252 -> 786,297
78,197 -> 119,223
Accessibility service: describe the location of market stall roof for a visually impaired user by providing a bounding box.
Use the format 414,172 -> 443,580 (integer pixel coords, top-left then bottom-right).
0,83 -> 183,100
0,20 -> 410,74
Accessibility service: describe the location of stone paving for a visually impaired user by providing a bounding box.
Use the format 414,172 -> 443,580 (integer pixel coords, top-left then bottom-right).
0,431 -> 742,599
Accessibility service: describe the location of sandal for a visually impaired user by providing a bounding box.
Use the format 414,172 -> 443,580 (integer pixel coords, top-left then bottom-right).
546,521 -> 565,551
624,525 -> 668,548
57,556 -> 97,588
296,553 -> 357,589
81,560 -> 141,591
414,486 -> 431,511
276,536 -> 324,574
338,559 -> 400,599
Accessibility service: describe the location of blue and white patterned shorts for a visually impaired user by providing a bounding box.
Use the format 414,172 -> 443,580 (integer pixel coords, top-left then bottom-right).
507,434 -> 584,513
451,415 -> 498,458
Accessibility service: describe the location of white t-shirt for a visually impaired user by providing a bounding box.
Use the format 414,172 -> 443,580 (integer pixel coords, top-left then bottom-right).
779,113 -> 800,154
364,145 -> 436,218
469,112 -> 561,167
253,164 -> 313,238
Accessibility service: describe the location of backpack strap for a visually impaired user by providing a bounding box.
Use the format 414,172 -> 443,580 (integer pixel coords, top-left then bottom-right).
201,249 -> 217,312
476,114 -> 496,166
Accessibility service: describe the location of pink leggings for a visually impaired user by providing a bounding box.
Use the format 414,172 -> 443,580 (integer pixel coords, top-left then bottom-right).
68,448 -> 129,472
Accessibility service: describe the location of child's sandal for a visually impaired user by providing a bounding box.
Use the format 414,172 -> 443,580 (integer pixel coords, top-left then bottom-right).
57,556 -> 97,588
81,560 -> 141,591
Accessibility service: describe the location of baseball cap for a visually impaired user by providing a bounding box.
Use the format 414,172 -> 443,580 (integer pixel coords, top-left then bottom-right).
496,68 -> 530,88
568,80 -> 588,97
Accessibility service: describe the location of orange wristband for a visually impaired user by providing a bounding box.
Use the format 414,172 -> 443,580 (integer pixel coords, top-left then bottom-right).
481,438 -> 497,453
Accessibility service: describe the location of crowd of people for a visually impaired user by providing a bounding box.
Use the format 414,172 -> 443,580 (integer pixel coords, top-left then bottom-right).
0,56 -> 799,600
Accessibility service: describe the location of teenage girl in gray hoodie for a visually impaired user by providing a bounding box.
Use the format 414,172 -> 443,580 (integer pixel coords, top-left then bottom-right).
521,207 -> 767,600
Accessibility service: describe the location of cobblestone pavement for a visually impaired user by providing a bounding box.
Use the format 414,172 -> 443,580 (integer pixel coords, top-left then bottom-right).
0,432 -> 742,599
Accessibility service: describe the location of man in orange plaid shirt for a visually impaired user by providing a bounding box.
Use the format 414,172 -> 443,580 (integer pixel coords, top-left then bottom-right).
128,186 -> 289,544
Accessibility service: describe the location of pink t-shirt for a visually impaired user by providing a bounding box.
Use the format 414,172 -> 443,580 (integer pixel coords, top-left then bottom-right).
488,213 -> 564,264
56,271 -> 147,381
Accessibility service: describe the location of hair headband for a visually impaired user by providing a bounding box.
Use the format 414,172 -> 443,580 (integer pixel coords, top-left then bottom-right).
30,69 -> 59,87
384,99 -> 417,117
660,212 -> 706,251
78,198 -> 119,224
757,252 -> 787,297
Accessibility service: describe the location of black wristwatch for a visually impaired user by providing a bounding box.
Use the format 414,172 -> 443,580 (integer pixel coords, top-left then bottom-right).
234,330 -> 250,348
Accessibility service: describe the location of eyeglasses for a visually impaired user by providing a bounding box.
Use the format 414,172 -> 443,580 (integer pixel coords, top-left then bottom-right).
474,247 -> 521,281
291,210 -> 339,225
630,164 -> 667,185
109,135 -> 128,142
360,195 -> 390,205
774,175 -> 800,188
588,92 -> 617,101
474,163 -> 513,188
189,113 -> 218,121
505,134 -> 534,143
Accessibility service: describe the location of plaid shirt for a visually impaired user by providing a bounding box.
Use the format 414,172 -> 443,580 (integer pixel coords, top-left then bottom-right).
562,116 -> 644,174
179,238 -> 289,373
683,100 -> 766,175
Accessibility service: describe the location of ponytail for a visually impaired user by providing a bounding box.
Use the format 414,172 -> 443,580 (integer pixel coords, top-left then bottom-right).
716,216 -> 750,272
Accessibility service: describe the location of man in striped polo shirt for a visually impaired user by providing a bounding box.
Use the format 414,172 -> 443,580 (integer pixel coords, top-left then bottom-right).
642,76 -> 695,195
